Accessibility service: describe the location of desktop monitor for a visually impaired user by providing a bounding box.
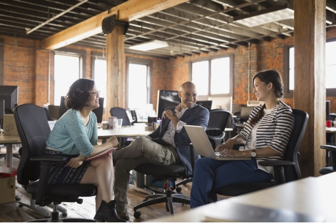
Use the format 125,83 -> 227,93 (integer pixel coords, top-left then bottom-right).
92,97 -> 104,123
156,90 -> 180,119
196,100 -> 212,111
0,85 -> 18,114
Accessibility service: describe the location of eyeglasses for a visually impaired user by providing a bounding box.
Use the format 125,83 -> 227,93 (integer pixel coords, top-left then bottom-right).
89,91 -> 100,96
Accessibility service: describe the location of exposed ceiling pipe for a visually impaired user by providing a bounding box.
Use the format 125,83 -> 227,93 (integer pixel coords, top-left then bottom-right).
26,0 -> 89,34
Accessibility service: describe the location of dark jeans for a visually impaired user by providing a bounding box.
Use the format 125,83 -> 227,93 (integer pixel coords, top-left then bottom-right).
190,157 -> 273,208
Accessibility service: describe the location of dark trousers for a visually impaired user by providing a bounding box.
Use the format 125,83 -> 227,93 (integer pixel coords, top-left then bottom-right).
190,157 -> 273,208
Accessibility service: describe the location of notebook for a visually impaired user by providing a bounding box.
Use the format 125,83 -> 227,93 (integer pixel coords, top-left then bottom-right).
85,147 -> 117,161
184,125 -> 250,161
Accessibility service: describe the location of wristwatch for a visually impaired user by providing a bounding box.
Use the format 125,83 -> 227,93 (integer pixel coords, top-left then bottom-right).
251,149 -> 257,158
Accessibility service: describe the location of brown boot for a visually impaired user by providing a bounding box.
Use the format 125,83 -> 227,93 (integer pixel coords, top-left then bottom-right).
117,211 -> 130,221
94,200 -> 126,222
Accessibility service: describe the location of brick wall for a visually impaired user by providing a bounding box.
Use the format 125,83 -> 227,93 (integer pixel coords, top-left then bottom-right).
1,35 -> 36,105
167,27 -> 336,111
0,35 -> 168,113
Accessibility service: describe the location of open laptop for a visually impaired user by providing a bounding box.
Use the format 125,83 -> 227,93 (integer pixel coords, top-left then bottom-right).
184,125 -> 250,161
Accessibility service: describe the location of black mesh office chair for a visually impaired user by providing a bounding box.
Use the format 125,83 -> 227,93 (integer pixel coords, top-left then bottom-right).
319,145 -> 336,174
133,144 -> 197,219
110,107 -> 131,126
43,108 -> 53,121
206,109 -> 231,149
14,104 -> 97,222
216,109 -> 309,196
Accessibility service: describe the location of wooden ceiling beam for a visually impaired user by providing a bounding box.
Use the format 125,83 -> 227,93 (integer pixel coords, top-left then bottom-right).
41,0 -> 189,50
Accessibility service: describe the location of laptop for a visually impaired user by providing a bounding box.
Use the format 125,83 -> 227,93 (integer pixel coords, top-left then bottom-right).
184,125 -> 250,161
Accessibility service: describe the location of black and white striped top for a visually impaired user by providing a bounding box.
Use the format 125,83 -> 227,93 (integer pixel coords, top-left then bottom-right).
240,101 -> 294,161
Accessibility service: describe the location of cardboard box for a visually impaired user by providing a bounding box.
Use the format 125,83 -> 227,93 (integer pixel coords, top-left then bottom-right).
3,114 -> 18,136
0,176 -> 15,204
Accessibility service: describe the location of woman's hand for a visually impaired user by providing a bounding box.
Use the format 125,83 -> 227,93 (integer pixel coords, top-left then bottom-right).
65,155 -> 85,168
219,148 -> 242,157
215,139 -> 235,152
107,136 -> 119,147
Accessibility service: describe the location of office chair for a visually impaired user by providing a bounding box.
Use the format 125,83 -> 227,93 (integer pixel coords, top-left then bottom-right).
216,109 -> 309,196
14,104 -> 97,222
319,145 -> 336,174
130,110 -> 138,125
59,96 -> 68,118
92,97 -> 104,123
110,107 -> 131,126
206,109 -> 231,149
43,108 -> 53,121
133,144 -> 197,218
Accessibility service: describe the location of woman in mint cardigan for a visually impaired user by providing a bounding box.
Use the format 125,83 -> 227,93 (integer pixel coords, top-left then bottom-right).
46,79 -> 125,222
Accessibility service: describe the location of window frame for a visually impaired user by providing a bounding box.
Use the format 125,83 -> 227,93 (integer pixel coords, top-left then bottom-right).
53,48 -> 86,105
283,45 -> 293,98
91,51 -> 107,107
284,38 -> 336,97
125,57 -> 153,110
189,54 -> 234,97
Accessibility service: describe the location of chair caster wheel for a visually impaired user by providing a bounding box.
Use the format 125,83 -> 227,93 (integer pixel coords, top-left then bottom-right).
176,187 -> 182,193
61,213 -> 67,218
134,210 -> 141,219
19,204 -> 23,208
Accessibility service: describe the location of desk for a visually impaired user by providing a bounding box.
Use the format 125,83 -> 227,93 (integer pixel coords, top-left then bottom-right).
0,135 -> 21,168
150,172 -> 336,222
98,125 -> 152,139
98,125 -> 233,139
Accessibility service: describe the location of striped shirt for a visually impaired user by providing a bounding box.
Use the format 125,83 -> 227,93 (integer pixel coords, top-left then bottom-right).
240,101 -> 294,174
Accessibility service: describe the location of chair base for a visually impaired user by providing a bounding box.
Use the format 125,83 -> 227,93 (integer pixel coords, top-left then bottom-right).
27,204 -> 93,222
18,195 -> 68,218
133,189 -> 190,218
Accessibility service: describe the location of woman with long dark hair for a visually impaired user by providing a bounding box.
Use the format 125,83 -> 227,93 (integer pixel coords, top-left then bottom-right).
46,79 -> 125,222
190,70 -> 294,208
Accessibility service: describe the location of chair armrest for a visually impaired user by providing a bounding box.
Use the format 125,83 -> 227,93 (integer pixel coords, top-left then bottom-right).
33,154 -> 67,205
30,155 -> 67,162
258,160 -> 295,184
320,145 -> 336,152
258,160 -> 295,167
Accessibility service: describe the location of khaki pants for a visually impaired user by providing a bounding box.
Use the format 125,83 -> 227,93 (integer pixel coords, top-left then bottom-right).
113,136 -> 180,213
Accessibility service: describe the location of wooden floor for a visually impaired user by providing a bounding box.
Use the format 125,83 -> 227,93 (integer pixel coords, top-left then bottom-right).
0,146 -> 228,222
0,146 -> 192,222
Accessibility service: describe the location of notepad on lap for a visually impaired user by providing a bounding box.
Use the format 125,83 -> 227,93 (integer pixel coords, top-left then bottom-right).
85,147 -> 117,161
184,125 -> 250,161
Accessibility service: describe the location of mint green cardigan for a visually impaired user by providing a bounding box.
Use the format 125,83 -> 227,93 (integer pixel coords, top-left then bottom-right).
46,109 -> 98,157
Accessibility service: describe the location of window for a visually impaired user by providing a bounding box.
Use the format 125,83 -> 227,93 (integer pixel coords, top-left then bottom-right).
285,40 -> 336,96
92,57 -> 107,107
190,56 -> 233,96
54,52 -> 83,105
126,57 -> 153,109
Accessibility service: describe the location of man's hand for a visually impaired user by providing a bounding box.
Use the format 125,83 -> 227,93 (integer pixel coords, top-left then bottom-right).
65,155 -> 85,168
163,109 -> 175,120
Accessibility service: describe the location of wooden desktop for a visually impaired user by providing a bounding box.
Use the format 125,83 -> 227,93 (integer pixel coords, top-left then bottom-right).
150,172 -> 336,222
